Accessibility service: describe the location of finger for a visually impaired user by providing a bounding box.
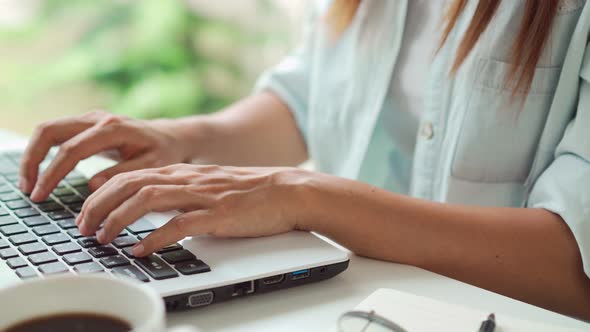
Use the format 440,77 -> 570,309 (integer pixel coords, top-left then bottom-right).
97,185 -> 210,244
132,210 -> 215,257
30,122 -> 125,202
88,153 -> 157,191
78,172 -> 181,236
20,118 -> 94,193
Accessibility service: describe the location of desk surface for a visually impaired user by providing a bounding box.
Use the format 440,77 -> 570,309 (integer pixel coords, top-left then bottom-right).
1,129 -> 588,332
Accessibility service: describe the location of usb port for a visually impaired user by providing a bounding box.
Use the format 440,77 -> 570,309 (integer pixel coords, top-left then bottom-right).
290,269 -> 310,281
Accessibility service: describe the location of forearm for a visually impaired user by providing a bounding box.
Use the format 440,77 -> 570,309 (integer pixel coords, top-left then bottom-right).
295,172 -> 590,319
154,91 -> 308,166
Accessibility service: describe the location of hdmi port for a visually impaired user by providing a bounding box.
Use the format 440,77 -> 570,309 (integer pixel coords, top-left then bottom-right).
262,274 -> 285,285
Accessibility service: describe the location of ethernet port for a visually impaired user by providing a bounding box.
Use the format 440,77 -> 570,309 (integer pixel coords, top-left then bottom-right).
232,281 -> 255,297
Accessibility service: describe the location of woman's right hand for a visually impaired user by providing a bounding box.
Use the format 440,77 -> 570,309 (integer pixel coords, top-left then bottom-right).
20,110 -> 192,202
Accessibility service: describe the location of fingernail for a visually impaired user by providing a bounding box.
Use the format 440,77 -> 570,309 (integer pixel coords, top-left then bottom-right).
132,244 -> 145,257
96,229 -> 106,243
75,217 -> 82,226
30,186 -> 43,202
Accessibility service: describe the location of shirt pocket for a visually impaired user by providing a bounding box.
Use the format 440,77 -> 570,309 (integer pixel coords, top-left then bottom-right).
451,58 -> 562,183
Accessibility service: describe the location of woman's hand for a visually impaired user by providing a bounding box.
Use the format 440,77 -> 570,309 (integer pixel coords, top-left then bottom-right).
76,164 -> 309,256
20,111 -> 192,202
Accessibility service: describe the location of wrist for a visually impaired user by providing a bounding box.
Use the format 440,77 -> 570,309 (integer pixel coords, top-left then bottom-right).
277,168 -> 335,233
150,116 -> 215,163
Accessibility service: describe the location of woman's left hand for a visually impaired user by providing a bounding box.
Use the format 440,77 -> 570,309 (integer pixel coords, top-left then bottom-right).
76,164 -> 310,256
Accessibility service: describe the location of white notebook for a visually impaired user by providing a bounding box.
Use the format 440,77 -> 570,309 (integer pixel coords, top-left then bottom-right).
345,289 -> 587,332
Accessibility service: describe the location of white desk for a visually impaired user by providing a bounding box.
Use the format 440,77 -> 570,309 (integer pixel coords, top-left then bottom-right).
1,129 -> 588,332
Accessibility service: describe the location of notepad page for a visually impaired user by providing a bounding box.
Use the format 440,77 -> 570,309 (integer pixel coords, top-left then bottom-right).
350,289 -> 586,332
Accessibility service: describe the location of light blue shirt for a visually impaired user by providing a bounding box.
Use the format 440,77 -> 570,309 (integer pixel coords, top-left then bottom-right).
255,1 -> 590,278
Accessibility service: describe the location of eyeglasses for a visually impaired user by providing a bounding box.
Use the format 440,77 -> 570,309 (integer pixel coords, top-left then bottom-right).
338,310 -> 408,332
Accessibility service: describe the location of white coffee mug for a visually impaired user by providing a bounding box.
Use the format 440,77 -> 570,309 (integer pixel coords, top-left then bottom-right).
0,274 -> 169,332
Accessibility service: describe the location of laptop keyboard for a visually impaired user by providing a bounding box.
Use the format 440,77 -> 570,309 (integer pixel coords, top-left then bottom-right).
0,151 -> 211,282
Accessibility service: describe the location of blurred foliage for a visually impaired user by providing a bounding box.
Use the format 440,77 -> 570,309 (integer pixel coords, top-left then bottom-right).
2,0 -> 281,119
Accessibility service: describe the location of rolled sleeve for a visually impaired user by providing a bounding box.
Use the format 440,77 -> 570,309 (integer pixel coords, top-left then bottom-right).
528,154 -> 590,277
254,52 -> 311,142
528,41 -> 590,278
253,4 -> 321,143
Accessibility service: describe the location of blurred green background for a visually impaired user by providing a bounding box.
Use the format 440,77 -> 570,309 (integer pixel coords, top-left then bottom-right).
0,0 -> 305,135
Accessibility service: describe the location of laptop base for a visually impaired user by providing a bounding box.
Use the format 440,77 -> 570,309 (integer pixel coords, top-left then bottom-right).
164,260 -> 349,311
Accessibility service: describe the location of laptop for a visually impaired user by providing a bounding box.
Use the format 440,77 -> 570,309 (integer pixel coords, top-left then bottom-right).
0,142 -> 350,311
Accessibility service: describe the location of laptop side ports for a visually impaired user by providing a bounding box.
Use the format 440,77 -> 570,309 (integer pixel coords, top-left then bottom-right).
231,281 -> 255,297
188,291 -> 214,308
290,269 -> 310,281
262,274 -> 285,285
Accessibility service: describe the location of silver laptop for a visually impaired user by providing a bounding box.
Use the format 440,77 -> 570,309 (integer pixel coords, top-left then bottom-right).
0,144 -> 349,311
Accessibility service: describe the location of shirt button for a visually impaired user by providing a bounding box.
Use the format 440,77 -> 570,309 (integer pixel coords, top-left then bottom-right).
421,122 -> 434,140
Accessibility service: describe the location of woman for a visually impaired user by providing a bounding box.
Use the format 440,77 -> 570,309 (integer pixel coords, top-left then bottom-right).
19,0 -> 590,318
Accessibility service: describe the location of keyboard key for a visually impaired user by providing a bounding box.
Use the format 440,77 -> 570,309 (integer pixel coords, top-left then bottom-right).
156,243 -> 183,254
78,237 -> 100,248
38,202 -> 63,212
22,215 -> 50,227
1,224 -> 27,236
69,203 -> 83,213
4,172 -> 19,185
52,242 -> 81,255
0,184 -> 12,194
112,236 -> 138,248
48,210 -> 74,220
66,178 -> 88,187
42,233 -> 71,246
38,261 -> 69,275
88,245 -> 118,258
67,229 -> 83,239
0,160 -> 18,175
15,208 -> 40,218
7,257 -> 28,269
136,232 -> 151,240
57,218 -> 77,229
74,262 -> 104,274
6,200 -> 29,210
121,247 -> 137,258
28,251 -> 58,265
74,185 -> 91,198
32,224 -> 60,236
160,249 -> 196,264
18,242 -> 47,255
52,187 -> 74,197
0,207 -> 7,216
60,195 -> 83,205
0,248 -> 18,259
0,166 -> 18,176
15,266 -> 38,279
175,260 -> 211,275
99,255 -> 130,268
9,232 -> 37,245
0,215 -> 18,227
126,218 -> 156,234
112,265 -> 150,282
135,255 -> 178,280
0,192 -> 21,202
63,252 -> 93,265
37,197 -> 56,204
0,238 -> 9,249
